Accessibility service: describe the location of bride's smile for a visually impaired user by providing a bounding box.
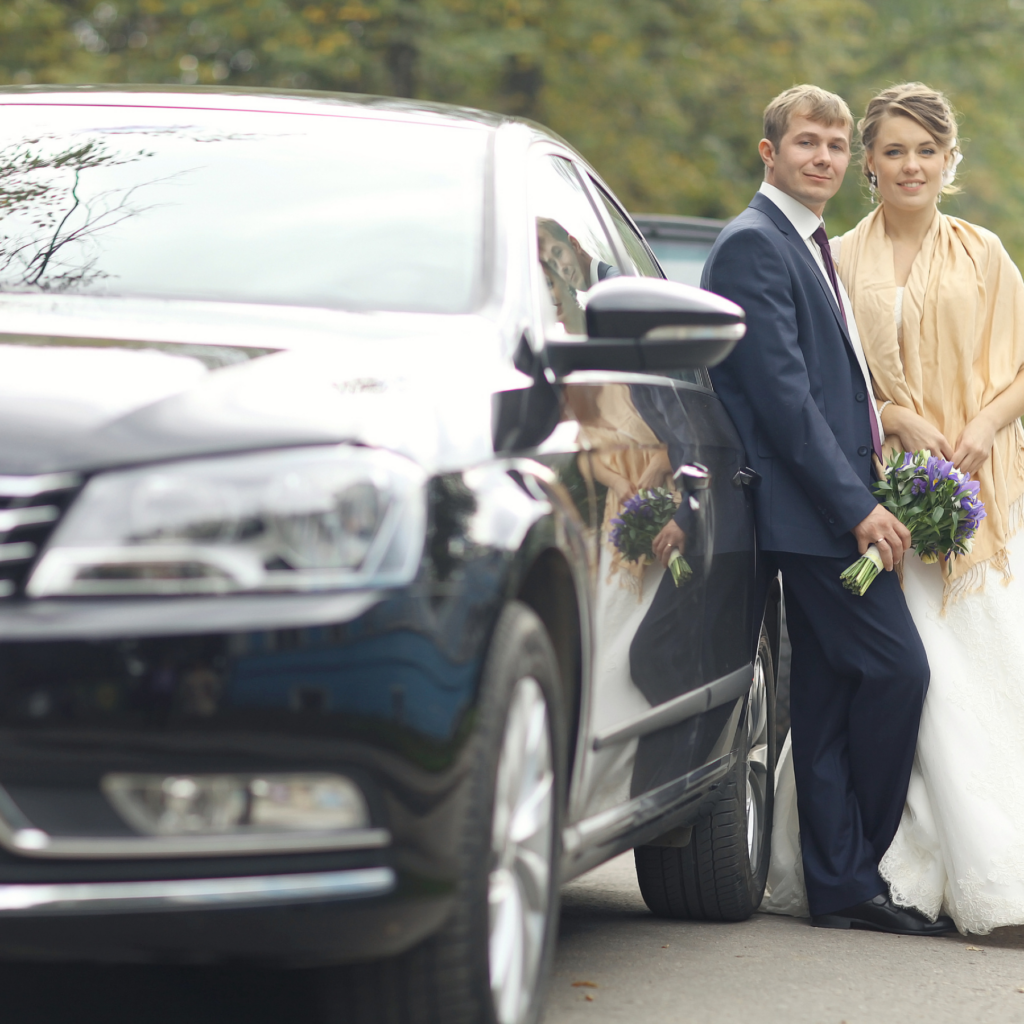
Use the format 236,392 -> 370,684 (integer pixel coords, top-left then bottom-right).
866,114 -> 949,210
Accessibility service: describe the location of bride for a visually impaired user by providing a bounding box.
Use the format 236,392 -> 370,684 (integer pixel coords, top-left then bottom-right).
764,82 -> 1024,935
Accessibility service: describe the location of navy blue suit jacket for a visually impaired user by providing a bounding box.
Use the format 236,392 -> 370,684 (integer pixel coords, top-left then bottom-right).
702,192 -> 877,557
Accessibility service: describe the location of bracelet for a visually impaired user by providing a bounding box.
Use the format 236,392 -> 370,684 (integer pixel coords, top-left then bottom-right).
877,400 -> 892,417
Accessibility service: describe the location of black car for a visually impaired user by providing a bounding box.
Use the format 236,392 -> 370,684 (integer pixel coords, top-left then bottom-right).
0,87 -> 778,1024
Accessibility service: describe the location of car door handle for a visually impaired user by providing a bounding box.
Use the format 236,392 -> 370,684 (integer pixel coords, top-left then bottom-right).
674,463 -> 710,492
732,466 -> 761,489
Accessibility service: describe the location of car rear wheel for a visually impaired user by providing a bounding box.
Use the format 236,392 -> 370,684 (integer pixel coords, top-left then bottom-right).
319,600 -> 565,1024
634,625 -> 775,921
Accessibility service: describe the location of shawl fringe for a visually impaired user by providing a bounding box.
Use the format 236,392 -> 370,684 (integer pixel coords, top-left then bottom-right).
940,492 -> 1024,611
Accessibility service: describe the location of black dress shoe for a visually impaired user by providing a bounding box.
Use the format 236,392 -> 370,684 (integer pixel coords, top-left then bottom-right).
812,893 -> 956,935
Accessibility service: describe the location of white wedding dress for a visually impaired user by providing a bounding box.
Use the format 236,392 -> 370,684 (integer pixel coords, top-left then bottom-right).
762,288 -> 1024,935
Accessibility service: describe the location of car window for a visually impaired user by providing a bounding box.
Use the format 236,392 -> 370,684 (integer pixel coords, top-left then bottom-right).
529,154 -> 620,338
0,106 -> 488,314
590,182 -> 662,279
644,239 -> 715,287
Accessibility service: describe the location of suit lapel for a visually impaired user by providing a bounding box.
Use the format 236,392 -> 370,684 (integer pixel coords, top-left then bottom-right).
748,193 -> 852,348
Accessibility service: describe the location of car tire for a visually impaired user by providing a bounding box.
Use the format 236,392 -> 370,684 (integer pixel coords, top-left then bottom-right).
318,600 -> 566,1024
634,625 -> 776,922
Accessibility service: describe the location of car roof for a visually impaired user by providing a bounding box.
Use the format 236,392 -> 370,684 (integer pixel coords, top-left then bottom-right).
631,213 -> 727,244
0,83 -> 577,148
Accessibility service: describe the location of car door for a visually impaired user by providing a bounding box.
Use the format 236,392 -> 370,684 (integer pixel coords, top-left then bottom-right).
525,150 -> 725,837
588,176 -> 760,788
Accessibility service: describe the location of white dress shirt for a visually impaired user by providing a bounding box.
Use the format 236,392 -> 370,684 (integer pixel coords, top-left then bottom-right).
757,182 -> 883,439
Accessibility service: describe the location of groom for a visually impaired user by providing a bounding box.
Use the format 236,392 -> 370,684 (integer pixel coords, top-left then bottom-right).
702,85 -> 951,934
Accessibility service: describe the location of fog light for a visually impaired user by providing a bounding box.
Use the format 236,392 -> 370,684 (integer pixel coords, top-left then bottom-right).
102,773 -> 369,836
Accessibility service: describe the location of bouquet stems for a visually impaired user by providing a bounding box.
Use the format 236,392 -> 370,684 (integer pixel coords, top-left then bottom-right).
668,550 -> 693,588
840,544 -> 883,596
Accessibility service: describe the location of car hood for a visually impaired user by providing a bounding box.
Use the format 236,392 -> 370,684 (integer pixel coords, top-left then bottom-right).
0,295 -> 526,476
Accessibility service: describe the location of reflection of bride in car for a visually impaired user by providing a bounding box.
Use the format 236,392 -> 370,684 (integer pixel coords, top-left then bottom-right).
568,384 -> 673,595
563,382 -> 674,811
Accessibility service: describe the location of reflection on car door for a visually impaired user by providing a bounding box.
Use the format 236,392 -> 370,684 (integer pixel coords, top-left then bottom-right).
563,377 -> 710,819
528,156 -> 757,842
558,371 -> 756,832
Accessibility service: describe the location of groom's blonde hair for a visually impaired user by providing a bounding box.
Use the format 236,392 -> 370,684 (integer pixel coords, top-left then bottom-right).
763,85 -> 853,149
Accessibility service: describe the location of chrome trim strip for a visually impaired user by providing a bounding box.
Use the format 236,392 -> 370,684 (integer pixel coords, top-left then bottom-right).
0,591 -> 385,641
0,867 -> 396,915
562,752 -> 735,858
0,825 -> 392,860
0,542 -> 35,563
591,663 -> 753,751
0,506 -> 59,533
0,473 -> 80,498
560,369 -> 714,394
642,323 -> 746,342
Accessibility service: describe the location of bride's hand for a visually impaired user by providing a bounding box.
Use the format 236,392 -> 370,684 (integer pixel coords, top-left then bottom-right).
609,476 -> 633,505
882,405 -> 955,461
636,450 -> 672,492
952,413 -> 997,476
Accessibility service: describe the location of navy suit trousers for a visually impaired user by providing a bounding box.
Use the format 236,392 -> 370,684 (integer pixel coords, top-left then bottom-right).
773,552 -> 929,917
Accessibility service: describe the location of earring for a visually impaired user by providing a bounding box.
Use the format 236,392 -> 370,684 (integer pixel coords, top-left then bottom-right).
868,172 -> 879,204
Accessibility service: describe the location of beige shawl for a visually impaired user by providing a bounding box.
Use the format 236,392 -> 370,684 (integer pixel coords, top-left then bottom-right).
837,206 -> 1024,601
575,384 -> 674,598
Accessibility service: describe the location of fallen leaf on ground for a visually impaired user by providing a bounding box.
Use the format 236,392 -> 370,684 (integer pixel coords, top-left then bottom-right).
584,994 -> 594,1002
572,981 -> 598,988
662,945 -> 669,949
966,945 -> 983,951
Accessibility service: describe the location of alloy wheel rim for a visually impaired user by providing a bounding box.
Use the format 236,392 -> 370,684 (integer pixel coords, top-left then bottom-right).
488,676 -> 554,1024
744,652 -> 770,872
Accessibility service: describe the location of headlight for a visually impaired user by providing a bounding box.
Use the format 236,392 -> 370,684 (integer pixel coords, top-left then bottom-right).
102,773 -> 370,836
26,446 -> 426,597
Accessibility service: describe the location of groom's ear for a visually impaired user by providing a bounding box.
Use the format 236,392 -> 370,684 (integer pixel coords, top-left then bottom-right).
759,138 -> 776,176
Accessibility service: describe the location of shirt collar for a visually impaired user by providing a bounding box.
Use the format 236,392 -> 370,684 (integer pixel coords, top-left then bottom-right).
758,181 -> 825,242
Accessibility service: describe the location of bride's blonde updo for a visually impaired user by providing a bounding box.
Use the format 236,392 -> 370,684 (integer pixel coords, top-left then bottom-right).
859,82 -> 963,195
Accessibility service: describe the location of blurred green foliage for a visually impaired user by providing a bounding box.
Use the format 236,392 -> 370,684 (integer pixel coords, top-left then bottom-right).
1,0 -> 1022,261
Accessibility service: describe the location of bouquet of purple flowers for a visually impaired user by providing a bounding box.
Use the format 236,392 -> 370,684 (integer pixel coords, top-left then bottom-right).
609,487 -> 693,587
841,449 -> 986,596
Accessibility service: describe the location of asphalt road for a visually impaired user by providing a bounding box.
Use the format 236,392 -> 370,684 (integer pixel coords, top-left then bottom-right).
2,850 -> 1023,1023
546,852 -> 1024,1024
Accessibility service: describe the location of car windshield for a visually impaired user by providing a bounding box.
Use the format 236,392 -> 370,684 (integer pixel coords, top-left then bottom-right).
0,103 -> 489,314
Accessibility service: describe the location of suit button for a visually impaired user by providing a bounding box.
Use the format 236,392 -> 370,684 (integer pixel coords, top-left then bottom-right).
858,445 -> 869,456
829,517 -> 836,524
856,392 -> 866,402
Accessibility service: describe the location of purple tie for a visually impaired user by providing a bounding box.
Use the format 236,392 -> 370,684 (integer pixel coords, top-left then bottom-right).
812,225 -> 882,460
811,224 -> 846,326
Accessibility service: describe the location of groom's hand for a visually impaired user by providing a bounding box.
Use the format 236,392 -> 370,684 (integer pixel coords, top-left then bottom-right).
852,506 -> 911,571
652,520 -> 686,568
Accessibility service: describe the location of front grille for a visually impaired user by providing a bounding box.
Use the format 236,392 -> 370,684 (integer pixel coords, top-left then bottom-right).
0,473 -> 81,598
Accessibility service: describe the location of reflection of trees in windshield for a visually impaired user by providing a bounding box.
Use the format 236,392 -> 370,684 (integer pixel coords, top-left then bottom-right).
0,129 -> 286,294
0,135 -> 160,292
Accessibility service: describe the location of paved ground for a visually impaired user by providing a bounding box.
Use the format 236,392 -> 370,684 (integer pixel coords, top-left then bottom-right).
3,849 -> 1023,1022
546,852 -> 1024,1024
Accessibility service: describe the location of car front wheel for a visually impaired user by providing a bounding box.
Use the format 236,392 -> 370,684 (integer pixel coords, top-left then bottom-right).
320,600 -> 565,1024
633,624 -> 776,921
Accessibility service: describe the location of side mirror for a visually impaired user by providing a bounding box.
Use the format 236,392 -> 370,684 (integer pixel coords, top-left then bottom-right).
545,277 -> 745,376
